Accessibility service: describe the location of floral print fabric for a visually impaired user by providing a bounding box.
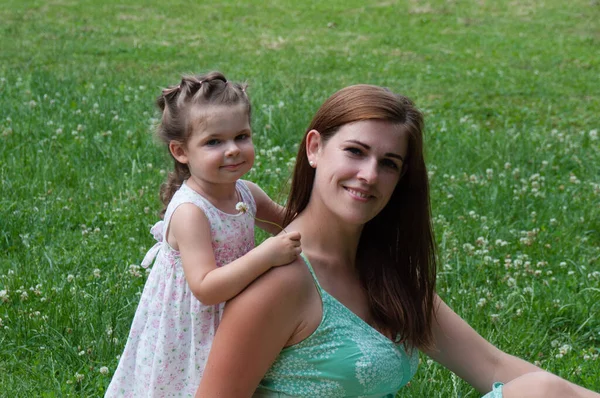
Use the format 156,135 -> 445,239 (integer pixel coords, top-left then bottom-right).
106,180 -> 256,397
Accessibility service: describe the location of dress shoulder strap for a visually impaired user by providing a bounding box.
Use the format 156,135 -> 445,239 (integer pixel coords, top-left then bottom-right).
163,182 -> 211,227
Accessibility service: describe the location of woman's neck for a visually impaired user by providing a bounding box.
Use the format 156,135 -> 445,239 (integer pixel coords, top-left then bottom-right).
289,200 -> 363,270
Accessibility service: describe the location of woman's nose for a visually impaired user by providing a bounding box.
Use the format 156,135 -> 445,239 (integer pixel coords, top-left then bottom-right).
357,159 -> 378,184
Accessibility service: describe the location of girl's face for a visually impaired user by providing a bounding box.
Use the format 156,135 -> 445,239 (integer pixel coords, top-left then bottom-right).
171,104 -> 254,191
307,120 -> 408,226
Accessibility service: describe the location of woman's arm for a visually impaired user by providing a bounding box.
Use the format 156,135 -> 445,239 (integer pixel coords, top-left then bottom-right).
425,295 -> 599,396
196,260 -> 317,397
171,204 -> 301,306
423,296 -> 539,392
243,180 -> 286,234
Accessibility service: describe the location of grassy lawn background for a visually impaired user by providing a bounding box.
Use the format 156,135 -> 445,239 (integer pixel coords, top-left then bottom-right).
1,0 -> 598,395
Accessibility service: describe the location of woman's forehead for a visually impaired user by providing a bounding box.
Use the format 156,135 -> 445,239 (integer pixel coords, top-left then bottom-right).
330,120 -> 408,153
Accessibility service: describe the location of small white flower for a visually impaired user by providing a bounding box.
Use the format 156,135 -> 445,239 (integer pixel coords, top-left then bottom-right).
99,366 -> 109,375
75,372 -> 84,382
67,274 -> 75,283
235,202 -> 249,214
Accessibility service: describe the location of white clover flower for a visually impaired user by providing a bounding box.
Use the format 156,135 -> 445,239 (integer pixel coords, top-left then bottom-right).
475,237 -> 487,247
93,269 -> 101,278
590,129 -> 598,141
67,274 -> 75,283
129,264 -> 142,278
0,290 -> 8,302
559,344 -> 572,355
75,372 -> 84,382
235,202 -> 249,214
99,366 -> 109,375
462,243 -> 475,253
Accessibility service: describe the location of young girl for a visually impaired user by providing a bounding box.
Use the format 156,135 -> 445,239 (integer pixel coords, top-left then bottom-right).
106,72 -> 301,397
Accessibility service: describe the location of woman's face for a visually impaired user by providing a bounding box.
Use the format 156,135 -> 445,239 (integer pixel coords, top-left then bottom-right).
307,119 -> 409,226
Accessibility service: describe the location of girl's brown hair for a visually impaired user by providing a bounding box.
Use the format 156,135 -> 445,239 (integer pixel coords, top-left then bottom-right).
283,84 -> 437,350
155,71 -> 250,216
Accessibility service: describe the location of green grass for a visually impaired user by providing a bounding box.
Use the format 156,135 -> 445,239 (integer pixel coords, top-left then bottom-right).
1,0 -> 599,396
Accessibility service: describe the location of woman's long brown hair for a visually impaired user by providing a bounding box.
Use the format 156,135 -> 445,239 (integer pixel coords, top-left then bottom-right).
283,85 -> 437,350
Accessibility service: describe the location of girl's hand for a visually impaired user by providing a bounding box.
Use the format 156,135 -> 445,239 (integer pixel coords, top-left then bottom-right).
259,232 -> 302,267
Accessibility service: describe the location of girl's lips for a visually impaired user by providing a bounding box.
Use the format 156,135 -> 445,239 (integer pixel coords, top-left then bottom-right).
221,162 -> 244,170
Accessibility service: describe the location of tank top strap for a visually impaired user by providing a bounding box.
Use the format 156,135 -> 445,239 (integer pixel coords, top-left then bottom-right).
299,253 -> 323,297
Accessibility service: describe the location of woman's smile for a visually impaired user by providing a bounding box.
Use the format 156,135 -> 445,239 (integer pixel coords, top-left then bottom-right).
343,186 -> 375,202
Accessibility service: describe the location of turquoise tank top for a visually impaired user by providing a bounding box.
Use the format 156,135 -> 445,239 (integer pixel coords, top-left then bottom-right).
254,254 -> 419,397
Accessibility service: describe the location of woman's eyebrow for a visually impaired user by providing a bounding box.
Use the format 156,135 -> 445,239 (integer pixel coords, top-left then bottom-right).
344,139 -> 404,162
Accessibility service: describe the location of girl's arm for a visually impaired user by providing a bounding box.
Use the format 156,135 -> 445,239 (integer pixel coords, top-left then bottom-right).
196,260 -> 315,397
243,180 -> 286,235
170,204 -> 301,306
425,296 -> 599,396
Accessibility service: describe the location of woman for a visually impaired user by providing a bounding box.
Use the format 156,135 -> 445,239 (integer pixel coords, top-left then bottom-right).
196,85 -> 599,397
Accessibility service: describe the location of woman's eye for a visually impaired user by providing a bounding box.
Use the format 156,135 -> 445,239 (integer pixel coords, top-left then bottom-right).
381,159 -> 400,170
345,147 -> 363,156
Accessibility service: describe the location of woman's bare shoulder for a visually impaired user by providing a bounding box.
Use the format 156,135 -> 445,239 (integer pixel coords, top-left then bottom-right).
230,255 -> 315,309
198,256 -> 319,395
217,255 -> 318,348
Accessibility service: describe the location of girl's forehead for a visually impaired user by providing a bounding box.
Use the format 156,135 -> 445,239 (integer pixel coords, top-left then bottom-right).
189,104 -> 250,134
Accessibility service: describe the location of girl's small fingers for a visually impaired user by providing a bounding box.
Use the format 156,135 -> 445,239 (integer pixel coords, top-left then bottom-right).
286,231 -> 301,241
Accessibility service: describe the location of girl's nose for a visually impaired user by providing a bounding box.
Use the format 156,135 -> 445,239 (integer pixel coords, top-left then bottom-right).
225,142 -> 240,157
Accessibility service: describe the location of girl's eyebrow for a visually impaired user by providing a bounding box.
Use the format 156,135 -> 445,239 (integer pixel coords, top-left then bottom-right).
203,128 -> 251,138
344,139 -> 404,162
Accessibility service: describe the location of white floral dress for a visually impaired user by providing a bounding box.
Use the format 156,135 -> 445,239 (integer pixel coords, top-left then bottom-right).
106,180 -> 256,397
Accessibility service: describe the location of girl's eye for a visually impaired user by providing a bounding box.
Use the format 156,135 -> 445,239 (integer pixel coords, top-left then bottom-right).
235,134 -> 250,141
206,139 -> 220,146
345,147 -> 363,156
